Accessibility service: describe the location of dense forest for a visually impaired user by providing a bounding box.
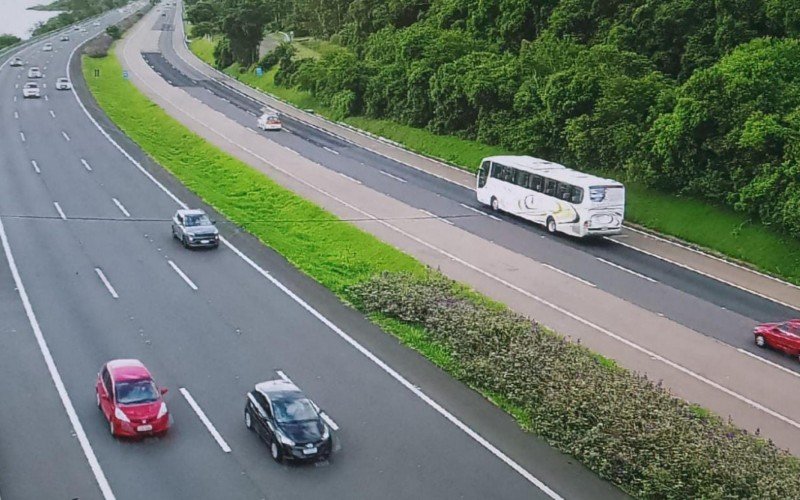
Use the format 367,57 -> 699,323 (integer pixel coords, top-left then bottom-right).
186,0 -> 800,238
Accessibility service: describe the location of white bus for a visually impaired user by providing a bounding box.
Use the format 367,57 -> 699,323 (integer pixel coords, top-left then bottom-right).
476,155 -> 625,237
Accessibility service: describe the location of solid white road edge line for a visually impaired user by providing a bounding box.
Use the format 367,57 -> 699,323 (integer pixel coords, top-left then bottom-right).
541,263 -> 596,288
94,268 -> 119,299
167,260 -> 198,290
608,237 -> 797,310
111,198 -> 130,217
736,348 -> 800,380
31,160 -> 40,174
179,388 -> 231,453
128,33 -> 800,434
621,225 -> 800,292
0,218 -> 116,500
53,202 -> 66,220
320,412 -> 339,431
81,158 -> 93,171
596,257 -> 658,283
89,33 -> 564,497
379,170 -> 407,183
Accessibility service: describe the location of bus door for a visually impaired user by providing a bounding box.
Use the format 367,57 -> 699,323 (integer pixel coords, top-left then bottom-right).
477,161 -> 490,188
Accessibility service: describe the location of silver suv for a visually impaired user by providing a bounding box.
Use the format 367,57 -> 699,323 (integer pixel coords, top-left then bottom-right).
172,209 -> 219,248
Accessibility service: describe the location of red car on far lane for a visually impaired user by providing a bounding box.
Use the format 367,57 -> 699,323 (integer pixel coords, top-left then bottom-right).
96,359 -> 170,437
754,320 -> 800,362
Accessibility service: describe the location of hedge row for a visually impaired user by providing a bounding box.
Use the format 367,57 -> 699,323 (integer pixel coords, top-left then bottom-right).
351,271 -> 800,499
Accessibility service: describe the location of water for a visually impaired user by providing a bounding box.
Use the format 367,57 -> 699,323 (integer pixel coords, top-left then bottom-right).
0,0 -> 64,39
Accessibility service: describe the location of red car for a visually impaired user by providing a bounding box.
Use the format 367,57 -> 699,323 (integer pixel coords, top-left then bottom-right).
96,359 -> 170,437
754,320 -> 800,361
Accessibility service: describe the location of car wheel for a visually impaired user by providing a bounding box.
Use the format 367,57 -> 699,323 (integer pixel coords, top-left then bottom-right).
270,440 -> 283,463
490,197 -> 499,212
546,217 -> 557,234
109,419 -> 115,437
182,236 -> 189,248
755,335 -> 766,348
96,391 -> 101,409
244,409 -> 252,430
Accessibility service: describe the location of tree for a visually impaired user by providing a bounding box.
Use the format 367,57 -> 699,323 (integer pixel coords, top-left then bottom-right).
219,0 -> 269,66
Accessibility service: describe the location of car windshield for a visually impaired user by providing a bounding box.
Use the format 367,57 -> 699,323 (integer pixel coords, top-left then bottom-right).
272,396 -> 318,423
25,84 -> 37,88
185,214 -> 211,227
115,379 -> 159,405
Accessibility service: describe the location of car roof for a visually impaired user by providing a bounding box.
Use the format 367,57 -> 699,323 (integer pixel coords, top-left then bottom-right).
106,359 -> 152,382
255,379 -> 303,398
25,82 -> 38,86
176,208 -> 207,217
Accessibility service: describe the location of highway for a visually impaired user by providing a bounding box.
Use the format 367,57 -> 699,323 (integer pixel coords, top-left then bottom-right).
0,4 -> 625,500
116,1 -> 800,451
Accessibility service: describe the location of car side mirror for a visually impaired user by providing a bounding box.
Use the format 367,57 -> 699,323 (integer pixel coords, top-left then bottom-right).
160,387 -> 168,395
211,219 -> 217,225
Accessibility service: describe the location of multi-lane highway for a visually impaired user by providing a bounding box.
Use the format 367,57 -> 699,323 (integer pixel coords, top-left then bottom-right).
114,0 -> 800,452
0,4 -> 626,500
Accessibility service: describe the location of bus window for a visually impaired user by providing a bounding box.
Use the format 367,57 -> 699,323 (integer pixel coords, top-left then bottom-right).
517,171 -> 530,188
544,179 -> 557,196
490,163 -> 502,179
571,187 -> 584,204
556,182 -> 572,201
478,161 -> 490,188
503,166 -> 516,184
529,174 -> 543,192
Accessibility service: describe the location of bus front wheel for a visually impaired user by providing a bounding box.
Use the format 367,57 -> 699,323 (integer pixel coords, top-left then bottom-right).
490,197 -> 499,211
546,217 -> 556,234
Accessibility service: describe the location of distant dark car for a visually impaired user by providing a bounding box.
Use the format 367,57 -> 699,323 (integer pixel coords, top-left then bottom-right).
754,320 -> 800,361
244,380 -> 332,463
9,57 -> 23,67
171,209 -> 219,248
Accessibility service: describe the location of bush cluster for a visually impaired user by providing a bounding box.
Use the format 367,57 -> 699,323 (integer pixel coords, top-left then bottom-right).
351,271 -> 800,498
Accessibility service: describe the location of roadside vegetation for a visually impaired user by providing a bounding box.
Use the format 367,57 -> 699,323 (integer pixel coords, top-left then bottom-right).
0,34 -> 22,51
184,0 -> 800,285
83,47 -> 800,498
30,0 -> 129,36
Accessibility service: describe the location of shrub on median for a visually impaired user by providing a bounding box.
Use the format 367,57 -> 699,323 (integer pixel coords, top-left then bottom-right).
351,271 -> 800,499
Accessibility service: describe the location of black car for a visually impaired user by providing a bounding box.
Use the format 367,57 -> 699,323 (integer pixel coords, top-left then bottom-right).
244,380 -> 332,463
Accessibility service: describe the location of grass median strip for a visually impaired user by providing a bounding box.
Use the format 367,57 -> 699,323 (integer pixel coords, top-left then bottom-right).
84,49 -> 800,498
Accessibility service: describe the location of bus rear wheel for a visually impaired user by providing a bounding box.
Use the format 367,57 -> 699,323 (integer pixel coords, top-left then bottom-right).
490,197 -> 499,211
546,217 -> 556,234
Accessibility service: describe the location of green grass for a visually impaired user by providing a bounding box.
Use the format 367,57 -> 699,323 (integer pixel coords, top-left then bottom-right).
188,36 -> 216,67
83,48 -> 566,455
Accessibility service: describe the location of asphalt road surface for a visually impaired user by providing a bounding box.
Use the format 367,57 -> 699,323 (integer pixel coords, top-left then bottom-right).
0,4 -> 627,500
114,0 -> 800,453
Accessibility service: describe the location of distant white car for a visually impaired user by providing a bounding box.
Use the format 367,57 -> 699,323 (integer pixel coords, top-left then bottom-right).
22,82 -> 41,98
80,27 -> 87,33
92,21 -> 100,26
55,77 -> 71,90
28,67 -> 42,78
257,111 -> 282,131
9,57 -> 23,67
43,43 -> 53,52
60,34 -> 70,41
